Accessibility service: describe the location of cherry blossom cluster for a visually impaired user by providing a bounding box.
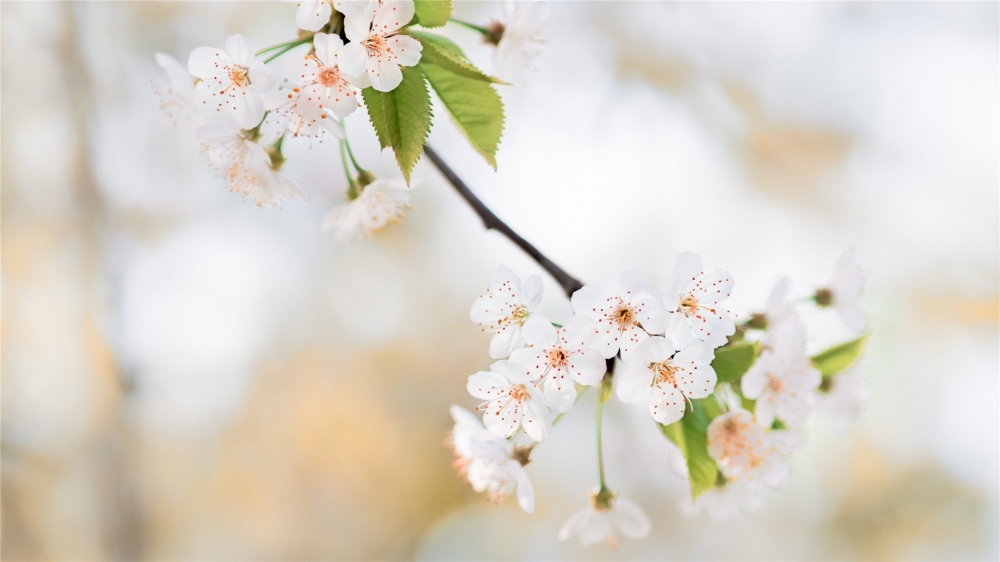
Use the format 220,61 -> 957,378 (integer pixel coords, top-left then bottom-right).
448,250 -> 869,548
152,0 -> 546,238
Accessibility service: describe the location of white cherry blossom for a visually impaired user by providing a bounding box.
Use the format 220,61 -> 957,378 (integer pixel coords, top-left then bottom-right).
490,0 -> 548,82
558,492 -> 650,549
571,270 -> 668,359
467,360 -> 551,441
741,350 -> 821,428
509,315 -> 607,412
469,266 -> 546,359
753,277 -> 807,356
680,477 -> 762,521
447,405 -> 535,513
188,34 -> 277,129
615,336 -> 717,425
706,409 -> 793,486
340,0 -> 422,92
322,177 -> 412,240
661,252 -> 736,349
152,53 -> 204,129
197,123 -> 309,207
818,249 -> 865,332
284,0 -> 332,32
813,363 -> 866,434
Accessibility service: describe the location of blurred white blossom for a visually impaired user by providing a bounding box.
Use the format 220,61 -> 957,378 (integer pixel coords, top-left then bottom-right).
741,350 -> 821,428
819,249 -> 865,332
322,177 -> 412,240
558,493 -> 650,549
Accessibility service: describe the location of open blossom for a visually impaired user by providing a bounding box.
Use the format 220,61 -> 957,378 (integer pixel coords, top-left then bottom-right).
706,409 -> 794,486
814,363 -> 866,435
615,336 -> 717,425
340,0 -> 423,92
467,360 -> 551,441
754,277 -> 807,356
509,316 -> 606,412
817,249 -> 865,332
197,123 -> 309,207
261,33 -> 363,143
188,34 -> 276,129
490,0 -> 548,82
469,266 -> 546,359
680,477 -> 762,522
571,270 -> 668,359
661,252 -> 735,348
447,405 -> 535,513
322,177 -> 412,240
559,492 -> 650,549
741,350 -> 821,428
152,53 -> 204,129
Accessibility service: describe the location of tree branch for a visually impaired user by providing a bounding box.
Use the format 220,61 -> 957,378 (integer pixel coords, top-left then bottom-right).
423,145 -> 585,297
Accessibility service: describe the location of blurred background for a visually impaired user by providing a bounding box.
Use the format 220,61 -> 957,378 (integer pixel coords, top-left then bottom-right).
1,1 -> 997,560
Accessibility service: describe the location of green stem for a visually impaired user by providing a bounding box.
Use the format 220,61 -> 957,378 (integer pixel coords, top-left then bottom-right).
339,140 -> 358,200
341,119 -> 365,173
261,37 -> 313,64
596,389 -> 607,489
448,18 -> 490,36
255,36 -> 312,57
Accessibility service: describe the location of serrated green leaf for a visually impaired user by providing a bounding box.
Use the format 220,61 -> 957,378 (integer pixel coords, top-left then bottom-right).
408,31 -> 504,83
412,0 -> 451,27
360,67 -> 432,184
712,341 -> 760,384
811,333 -> 870,378
420,60 -> 504,169
660,397 -> 723,499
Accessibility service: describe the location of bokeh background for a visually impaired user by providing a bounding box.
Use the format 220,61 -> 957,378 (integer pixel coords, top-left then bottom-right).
2,1 -> 998,560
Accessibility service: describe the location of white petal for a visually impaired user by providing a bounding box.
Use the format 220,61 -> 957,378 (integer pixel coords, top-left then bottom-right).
613,499 -> 651,538
521,399 -> 551,441
559,509 -> 591,541
467,370 -> 511,401
488,325 -> 522,359
320,114 -> 346,138
231,90 -> 265,129
372,0 -> 414,34
225,34 -> 255,66
520,314 -> 556,348
570,284 -> 614,321
512,465 -> 535,514
635,295 -> 669,335
368,57 -> 403,92
248,61 -> 276,93
187,46 -> 230,80
313,32 -> 345,66
521,274 -> 543,310
650,382 -> 686,425
617,269 -> 648,298
344,9 -> 374,43
637,336 -> 675,364
568,348 -> 607,386
754,398 -> 776,428
387,34 -> 423,67
615,364 -> 652,404
296,0 -> 333,32
675,251 -> 704,283
338,41 -> 368,78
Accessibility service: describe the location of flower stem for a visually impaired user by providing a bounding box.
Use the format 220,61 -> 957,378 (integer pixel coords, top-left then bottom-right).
255,36 -> 313,57
341,119 -> 366,173
448,18 -> 490,36
339,140 -> 358,200
261,37 -> 313,64
422,145 -> 585,297
596,386 -> 608,490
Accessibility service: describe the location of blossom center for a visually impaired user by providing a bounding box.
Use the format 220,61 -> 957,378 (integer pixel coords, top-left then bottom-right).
364,35 -> 389,59
318,66 -> 340,87
613,303 -> 636,330
680,293 -> 700,317
509,384 -> 529,402
226,65 -> 249,88
546,347 -> 570,369
653,361 -> 679,386
766,373 -> 783,393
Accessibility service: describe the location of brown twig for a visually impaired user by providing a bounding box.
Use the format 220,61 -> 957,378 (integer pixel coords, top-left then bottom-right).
423,145 -> 585,297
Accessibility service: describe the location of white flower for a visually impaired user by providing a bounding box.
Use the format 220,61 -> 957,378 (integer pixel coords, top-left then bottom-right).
469,266 -> 545,359
571,270 -> 668,359
616,336 -> 717,425
260,33 -> 363,143
491,0 -> 548,82
679,477 -> 761,522
340,0 -> 423,92
819,249 -> 865,332
755,277 -> 807,356
509,316 -> 607,412
558,492 -> 650,549
197,123 -> 309,207
813,363 -> 866,435
467,360 -> 551,441
188,34 -> 276,130
152,53 -> 205,129
706,409 -> 794,486
741,350 -> 821,428
661,252 -> 736,349
322,177 -> 412,240
447,405 -> 535,513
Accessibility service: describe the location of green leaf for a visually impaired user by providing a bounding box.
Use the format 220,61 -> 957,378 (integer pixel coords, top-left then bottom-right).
711,341 -> 760,384
412,0 -> 451,28
360,67 -> 433,184
660,397 -> 724,499
408,31 -> 504,83
810,333 -> 870,378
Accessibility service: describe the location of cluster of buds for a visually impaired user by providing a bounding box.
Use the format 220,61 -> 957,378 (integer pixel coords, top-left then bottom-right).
449,251 -> 869,547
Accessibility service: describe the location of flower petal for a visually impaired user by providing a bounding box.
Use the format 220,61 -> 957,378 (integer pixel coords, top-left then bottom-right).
615,364 -> 652,404
521,274 -> 543,310
613,499 -> 651,538
296,0 -> 333,32
313,32 -> 345,67
225,34 -> 255,66
337,41 -> 367,78
187,46 -> 230,80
